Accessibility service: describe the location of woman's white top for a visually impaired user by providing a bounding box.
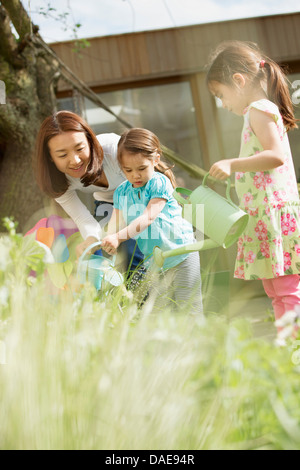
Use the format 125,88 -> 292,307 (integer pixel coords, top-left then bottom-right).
55,133 -> 125,240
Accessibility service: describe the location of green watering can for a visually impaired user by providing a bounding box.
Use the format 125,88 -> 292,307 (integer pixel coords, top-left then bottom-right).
153,173 -> 249,268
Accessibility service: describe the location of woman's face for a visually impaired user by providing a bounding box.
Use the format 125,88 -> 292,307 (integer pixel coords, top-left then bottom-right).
48,131 -> 91,179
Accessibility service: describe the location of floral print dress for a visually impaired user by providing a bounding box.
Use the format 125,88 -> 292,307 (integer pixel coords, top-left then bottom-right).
234,99 -> 300,280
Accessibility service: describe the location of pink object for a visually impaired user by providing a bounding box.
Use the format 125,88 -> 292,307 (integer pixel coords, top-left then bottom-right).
25,216 -> 79,240
262,274 -> 300,325
46,215 -> 78,240
25,218 -> 47,236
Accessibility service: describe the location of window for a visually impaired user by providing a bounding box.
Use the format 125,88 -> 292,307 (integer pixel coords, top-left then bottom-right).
59,81 -> 203,189
214,74 -> 300,182
214,96 -> 243,160
289,73 -> 300,182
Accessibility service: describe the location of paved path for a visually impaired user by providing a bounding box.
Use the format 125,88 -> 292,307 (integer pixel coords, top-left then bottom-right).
229,291 -> 277,341
203,272 -> 277,341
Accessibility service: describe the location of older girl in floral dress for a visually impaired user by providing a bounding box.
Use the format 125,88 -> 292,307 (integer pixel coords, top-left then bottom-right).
206,40 -> 300,326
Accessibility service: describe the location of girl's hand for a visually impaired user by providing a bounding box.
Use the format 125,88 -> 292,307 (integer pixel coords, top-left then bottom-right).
102,234 -> 120,255
209,159 -> 233,180
76,236 -> 99,259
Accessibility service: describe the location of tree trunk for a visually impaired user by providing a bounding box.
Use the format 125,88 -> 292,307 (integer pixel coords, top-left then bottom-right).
0,0 -> 59,233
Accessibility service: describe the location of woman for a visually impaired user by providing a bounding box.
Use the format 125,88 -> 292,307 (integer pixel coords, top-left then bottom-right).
34,110 -> 144,274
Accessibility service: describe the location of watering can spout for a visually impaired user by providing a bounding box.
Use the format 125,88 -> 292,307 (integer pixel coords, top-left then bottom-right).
153,172 -> 249,268
153,239 -> 220,268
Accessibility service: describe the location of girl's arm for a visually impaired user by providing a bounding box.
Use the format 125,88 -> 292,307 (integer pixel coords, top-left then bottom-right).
105,208 -> 126,235
102,198 -> 167,254
209,108 -> 285,180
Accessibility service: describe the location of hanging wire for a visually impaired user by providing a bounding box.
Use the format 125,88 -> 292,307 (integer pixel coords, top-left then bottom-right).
162,0 -> 176,27
122,0 -> 136,32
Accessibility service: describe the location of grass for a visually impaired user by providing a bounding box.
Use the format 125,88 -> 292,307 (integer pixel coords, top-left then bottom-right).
1,220 -> 300,450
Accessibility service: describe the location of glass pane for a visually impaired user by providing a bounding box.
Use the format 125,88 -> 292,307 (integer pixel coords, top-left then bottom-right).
214,75 -> 300,183
289,73 -> 300,182
83,81 -> 203,189
214,96 -> 243,161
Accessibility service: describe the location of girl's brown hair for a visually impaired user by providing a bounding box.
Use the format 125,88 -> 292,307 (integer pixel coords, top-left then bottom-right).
117,128 -> 177,188
206,40 -> 298,130
34,110 -> 104,198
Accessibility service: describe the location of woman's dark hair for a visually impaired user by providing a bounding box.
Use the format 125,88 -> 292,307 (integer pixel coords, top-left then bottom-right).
117,128 -> 177,188
34,110 -> 104,198
206,40 -> 298,130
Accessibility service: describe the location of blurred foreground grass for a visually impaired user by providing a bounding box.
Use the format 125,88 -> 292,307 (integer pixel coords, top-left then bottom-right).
1,221 -> 300,450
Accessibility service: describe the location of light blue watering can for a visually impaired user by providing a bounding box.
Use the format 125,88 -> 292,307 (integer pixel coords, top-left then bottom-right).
77,241 -> 123,290
153,173 -> 249,268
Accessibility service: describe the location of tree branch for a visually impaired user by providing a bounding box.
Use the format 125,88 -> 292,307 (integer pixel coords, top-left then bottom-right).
1,0 -> 33,40
0,5 -> 20,65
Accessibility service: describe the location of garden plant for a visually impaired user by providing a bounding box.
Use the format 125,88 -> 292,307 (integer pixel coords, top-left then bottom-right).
1,218 -> 300,450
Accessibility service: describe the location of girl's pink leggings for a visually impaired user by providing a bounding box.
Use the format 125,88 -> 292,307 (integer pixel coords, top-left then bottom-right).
262,274 -> 300,322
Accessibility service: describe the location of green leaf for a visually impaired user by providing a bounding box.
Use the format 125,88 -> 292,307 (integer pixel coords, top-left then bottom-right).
47,264 -> 66,288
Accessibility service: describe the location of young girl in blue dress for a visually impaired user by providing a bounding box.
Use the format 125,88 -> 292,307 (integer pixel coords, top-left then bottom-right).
101,128 -> 203,315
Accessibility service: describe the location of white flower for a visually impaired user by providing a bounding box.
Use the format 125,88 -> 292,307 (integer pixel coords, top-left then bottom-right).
275,337 -> 287,347
275,310 -> 298,328
276,324 -> 295,341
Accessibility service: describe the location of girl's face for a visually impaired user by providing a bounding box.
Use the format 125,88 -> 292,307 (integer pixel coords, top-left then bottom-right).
120,152 -> 160,188
48,131 -> 91,179
209,79 -> 248,116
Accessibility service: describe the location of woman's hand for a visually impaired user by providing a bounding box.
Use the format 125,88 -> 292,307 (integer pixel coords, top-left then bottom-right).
102,234 -> 120,255
76,236 -> 99,259
209,159 -> 233,180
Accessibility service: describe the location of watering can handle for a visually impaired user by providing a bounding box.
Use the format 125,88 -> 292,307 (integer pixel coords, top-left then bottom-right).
202,172 -> 235,205
78,241 -> 116,275
173,187 -> 192,205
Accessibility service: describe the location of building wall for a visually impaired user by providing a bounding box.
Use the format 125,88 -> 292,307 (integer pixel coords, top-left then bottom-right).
51,12 -> 300,175
51,13 -> 300,88
50,13 -> 300,285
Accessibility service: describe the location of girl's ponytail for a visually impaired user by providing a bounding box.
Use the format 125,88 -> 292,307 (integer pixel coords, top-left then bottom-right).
207,41 -> 298,131
155,161 -> 177,189
263,60 -> 298,130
